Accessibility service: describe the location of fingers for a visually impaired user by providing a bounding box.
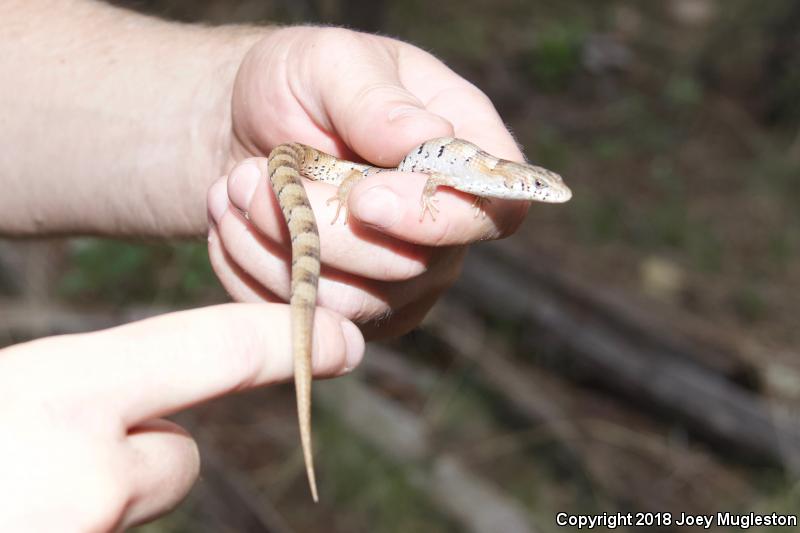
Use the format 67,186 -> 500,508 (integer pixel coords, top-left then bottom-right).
393,41 -> 525,163
217,161 -> 432,281
309,29 -> 455,166
207,157 -> 479,322
12,303 -> 364,426
234,27 -> 453,163
307,30 -> 524,167
233,28 -> 531,244
215,154 -> 520,261
347,171 -> 529,244
210,216 -> 391,318
123,419 -> 199,528
360,285 -> 450,340
207,224 -> 282,303
241,27 -> 522,166
208,216 -> 464,323
0,301 -> 360,530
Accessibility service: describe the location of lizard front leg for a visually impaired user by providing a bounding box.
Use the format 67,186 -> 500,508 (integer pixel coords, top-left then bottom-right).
470,196 -> 491,219
420,173 -> 459,222
421,174 -> 491,220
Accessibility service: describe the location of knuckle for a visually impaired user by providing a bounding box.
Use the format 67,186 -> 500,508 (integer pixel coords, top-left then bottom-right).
459,80 -> 494,108
316,26 -> 371,49
68,468 -> 129,532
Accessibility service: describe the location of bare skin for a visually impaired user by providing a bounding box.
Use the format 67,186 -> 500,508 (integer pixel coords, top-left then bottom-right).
1,0 -> 534,528
210,27 -> 530,337
2,1 -> 526,334
0,305 -> 362,530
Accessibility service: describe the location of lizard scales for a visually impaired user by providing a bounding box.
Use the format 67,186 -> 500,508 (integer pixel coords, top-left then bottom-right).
267,137 -> 572,502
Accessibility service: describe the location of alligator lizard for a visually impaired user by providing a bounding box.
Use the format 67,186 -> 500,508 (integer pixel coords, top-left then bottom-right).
267,137 -> 572,502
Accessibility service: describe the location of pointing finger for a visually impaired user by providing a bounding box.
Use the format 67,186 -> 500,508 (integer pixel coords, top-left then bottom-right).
10,304 -> 364,426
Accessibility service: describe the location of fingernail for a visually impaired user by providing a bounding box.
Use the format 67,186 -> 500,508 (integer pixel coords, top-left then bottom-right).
388,105 -> 427,122
340,319 -> 365,371
354,185 -> 401,228
207,179 -> 229,224
228,161 -> 262,210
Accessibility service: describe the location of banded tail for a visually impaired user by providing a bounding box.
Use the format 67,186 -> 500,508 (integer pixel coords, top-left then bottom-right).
268,143 -> 321,502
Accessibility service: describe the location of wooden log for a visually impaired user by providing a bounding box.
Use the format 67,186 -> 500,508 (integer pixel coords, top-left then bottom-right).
448,242 -> 800,468
317,372 -> 540,533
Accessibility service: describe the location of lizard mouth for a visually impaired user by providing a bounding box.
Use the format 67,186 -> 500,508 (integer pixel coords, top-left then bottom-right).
555,184 -> 573,202
538,183 -> 572,203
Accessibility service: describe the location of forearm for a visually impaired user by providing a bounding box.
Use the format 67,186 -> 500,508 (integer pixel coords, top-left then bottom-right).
0,0 -> 263,237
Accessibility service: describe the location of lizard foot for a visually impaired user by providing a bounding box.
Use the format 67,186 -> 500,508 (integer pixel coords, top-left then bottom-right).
420,173 -> 454,222
471,196 -> 490,219
419,194 -> 440,222
326,193 -> 348,225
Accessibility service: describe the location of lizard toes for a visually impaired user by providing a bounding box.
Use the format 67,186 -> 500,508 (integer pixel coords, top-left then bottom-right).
327,195 -> 347,225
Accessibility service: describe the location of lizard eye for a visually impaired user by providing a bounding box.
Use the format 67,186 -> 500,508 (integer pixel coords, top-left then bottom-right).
534,179 -> 546,189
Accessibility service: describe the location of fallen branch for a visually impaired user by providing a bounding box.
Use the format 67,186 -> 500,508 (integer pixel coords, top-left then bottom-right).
447,242 -> 800,467
317,371 -> 539,533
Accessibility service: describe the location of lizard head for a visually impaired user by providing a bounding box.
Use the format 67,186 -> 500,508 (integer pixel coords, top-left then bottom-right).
493,160 -> 573,203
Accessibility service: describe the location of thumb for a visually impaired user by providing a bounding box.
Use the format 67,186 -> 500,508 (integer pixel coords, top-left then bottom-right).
318,33 -> 454,166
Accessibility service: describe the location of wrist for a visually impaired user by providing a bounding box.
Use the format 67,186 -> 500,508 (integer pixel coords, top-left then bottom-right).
170,25 -> 266,237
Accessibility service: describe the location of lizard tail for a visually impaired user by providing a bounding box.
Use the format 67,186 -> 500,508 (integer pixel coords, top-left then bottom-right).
269,143 -> 321,502
292,302 -> 318,503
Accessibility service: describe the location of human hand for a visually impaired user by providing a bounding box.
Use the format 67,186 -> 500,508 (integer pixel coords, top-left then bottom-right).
0,304 -> 363,531
208,27 -> 528,337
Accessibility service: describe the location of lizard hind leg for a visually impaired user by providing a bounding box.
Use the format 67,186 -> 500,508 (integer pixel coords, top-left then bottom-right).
326,169 -> 366,225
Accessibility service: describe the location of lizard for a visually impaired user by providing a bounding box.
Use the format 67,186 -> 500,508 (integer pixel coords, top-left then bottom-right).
266,136 -> 572,502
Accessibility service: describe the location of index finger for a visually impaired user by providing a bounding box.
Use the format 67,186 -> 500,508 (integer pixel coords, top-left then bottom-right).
9,303 -> 363,426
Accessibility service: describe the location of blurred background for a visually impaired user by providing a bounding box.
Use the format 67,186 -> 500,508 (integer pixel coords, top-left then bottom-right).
1,0 -> 799,531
